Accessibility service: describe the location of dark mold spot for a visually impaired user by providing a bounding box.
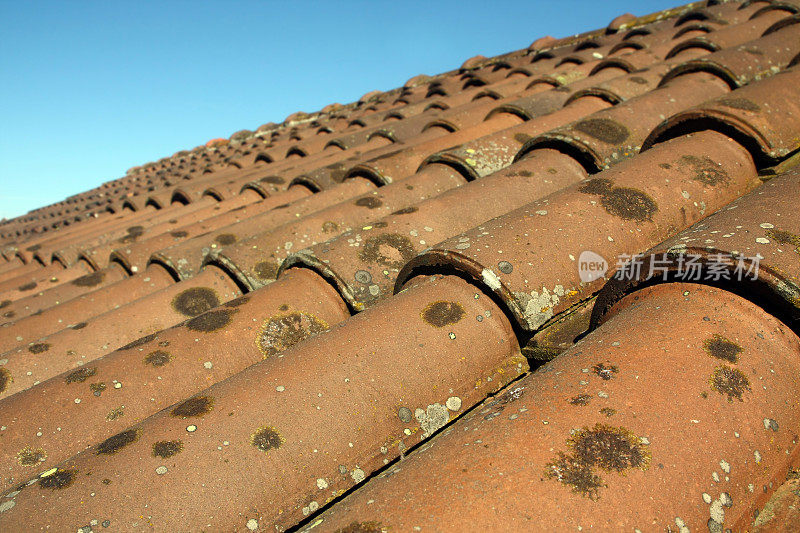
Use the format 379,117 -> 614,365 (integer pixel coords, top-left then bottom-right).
65,366 -> 97,384
333,522 -> 386,533
0,300 -> 10,309
629,76 -> 648,85
225,295 -> 250,307
659,163 -> 672,169
355,196 -> 383,209
152,440 -> 183,459
326,163 -> 348,182
28,342 -> 50,354
600,186 -> 657,222
70,322 -> 87,330
573,118 -> 630,145
392,206 -> 418,215
260,175 -> 285,184
767,228 -> 800,248
26,244 -> 41,252
215,233 -> 237,245
592,362 -> 619,380
0,368 -> 13,393
322,221 -> 339,233
569,424 -> 650,472
251,426 -> 284,452
358,233 -> 416,269
39,468 -> 77,490
578,178 -> 613,195
421,301 -> 465,328
600,407 -> 617,417
119,225 -> 145,243
127,226 -> 145,238
253,260 -> 280,281
710,365 -> 751,402
717,97 -> 760,112
185,309 -> 234,333
544,451 -> 605,500
257,312 -> 329,358
171,287 -> 220,317
703,334 -> 742,363
18,281 -> 37,291
106,406 -> 125,421
679,155 -> 729,186
119,332 -> 158,351
580,178 -> 657,222
71,271 -> 104,287
514,133 -> 533,144
569,394 -> 591,406
3,310 -> 14,318
96,429 -> 140,455
17,446 -> 46,466
506,170 -> 534,178
170,230 -> 188,238
545,423 -> 650,499
90,382 -> 106,396
171,395 -> 214,418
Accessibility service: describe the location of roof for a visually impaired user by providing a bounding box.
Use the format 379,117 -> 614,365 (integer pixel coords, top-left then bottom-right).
1,0 -> 800,530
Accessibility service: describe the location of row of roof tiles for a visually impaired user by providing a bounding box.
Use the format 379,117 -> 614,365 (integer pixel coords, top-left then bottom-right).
4,0 -> 797,237
1,0 -> 800,530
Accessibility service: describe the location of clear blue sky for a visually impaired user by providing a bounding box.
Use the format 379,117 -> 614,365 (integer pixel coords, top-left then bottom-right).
0,0 -> 677,220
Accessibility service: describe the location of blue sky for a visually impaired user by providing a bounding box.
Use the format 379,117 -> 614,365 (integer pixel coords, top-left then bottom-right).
0,0 -> 677,220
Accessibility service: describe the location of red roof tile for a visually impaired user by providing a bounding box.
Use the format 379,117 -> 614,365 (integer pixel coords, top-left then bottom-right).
1,1 -> 800,530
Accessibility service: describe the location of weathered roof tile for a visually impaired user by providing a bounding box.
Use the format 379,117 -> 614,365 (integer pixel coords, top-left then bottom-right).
1,2 -> 800,530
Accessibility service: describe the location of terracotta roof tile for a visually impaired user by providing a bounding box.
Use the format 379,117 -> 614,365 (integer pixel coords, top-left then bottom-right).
309,282 -> 800,531
593,167 -> 800,329
1,1 -> 800,530
282,148 -> 589,312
